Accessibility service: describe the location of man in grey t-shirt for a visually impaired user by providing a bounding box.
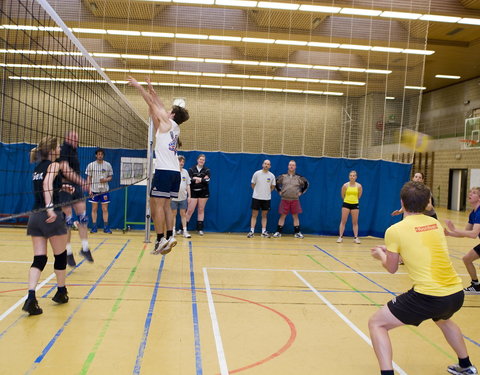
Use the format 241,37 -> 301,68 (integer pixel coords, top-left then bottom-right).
247,160 -> 276,238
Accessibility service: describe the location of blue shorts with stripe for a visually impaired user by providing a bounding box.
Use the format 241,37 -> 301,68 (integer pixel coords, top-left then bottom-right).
150,169 -> 181,199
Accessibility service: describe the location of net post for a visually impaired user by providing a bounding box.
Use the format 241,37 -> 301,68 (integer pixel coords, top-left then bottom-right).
144,119 -> 154,244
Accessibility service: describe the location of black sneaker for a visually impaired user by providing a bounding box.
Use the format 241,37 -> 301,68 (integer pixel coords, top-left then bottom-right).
67,253 -> 76,267
22,298 -> 43,315
447,364 -> 478,374
79,249 -> 94,263
52,289 -> 69,304
464,282 -> 480,295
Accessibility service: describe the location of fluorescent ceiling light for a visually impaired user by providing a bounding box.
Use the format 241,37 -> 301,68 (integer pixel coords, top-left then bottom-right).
263,88 -> 283,92
201,85 -> 222,88
180,83 -> 201,87
173,0 -> 214,4
304,90 -> 324,95
458,18 -> 480,25
176,33 -> 209,39
386,96 -> 395,100
371,46 -> 403,53
3,25 -> 38,30
178,71 -> 202,76
273,77 -> 297,81
209,35 -> 242,41
38,26 -> 63,32
130,69 -> 154,74
340,8 -> 382,16
313,65 -> 339,71
405,85 -> 426,90
283,89 -> 303,93
203,73 -> 226,77
215,0 -> 257,6
227,74 -> 249,78
275,40 -> 308,46
259,62 -> 286,67
435,74 -> 460,79
402,49 -> 435,55
142,32 -> 174,38
107,30 -> 141,36
121,54 -> 149,59
205,58 -> 232,63
177,57 -> 204,62
380,11 -> 421,20
242,37 -> 275,44
321,79 -> 342,84
73,28 -> 107,34
150,55 -> 176,61
92,53 -> 121,58
286,63 -> 312,69
154,70 -> 178,75
420,14 -> 460,23
342,81 -> 365,86
250,75 -> 273,80
232,60 -> 259,65
297,78 -> 320,83
105,68 -> 129,72
339,67 -> 366,72
299,5 -> 340,13
366,69 -> 392,74
242,86 -> 263,91
257,1 -> 299,10
308,42 -> 340,48
323,91 -> 343,96
340,44 -> 372,51
223,85 -> 242,89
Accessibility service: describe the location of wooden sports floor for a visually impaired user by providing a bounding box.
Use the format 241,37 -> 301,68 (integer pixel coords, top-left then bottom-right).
1,208 -> 479,375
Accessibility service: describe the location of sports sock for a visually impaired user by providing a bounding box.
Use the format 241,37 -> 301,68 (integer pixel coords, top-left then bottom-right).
380,371 -> 394,375
262,228 -> 266,233
66,243 -> 72,255
294,226 -> 300,234
156,233 -> 164,242
28,290 -> 36,299
250,228 -> 254,232
277,225 -> 283,233
459,356 -> 473,368
472,280 -> 479,285
81,240 -> 89,251
166,230 -> 173,239
58,286 -> 67,293
104,221 -> 108,227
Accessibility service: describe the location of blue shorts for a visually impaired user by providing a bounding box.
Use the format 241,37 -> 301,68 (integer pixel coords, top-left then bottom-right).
151,169 -> 181,199
89,192 -> 110,204
171,199 -> 188,210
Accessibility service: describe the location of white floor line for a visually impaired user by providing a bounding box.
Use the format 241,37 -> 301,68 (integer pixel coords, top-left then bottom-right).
203,267 -> 229,375
0,273 -> 56,322
207,266 -> 407,274
293,270 -> 408,375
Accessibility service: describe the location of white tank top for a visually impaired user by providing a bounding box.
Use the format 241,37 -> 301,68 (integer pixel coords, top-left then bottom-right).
154,119 -> 180,171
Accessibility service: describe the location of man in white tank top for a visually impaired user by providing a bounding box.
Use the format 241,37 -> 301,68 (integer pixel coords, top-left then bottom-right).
128,77 -> 190,255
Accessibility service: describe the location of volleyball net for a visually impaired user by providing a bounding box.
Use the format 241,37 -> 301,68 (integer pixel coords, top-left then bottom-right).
0,0 -> 148,222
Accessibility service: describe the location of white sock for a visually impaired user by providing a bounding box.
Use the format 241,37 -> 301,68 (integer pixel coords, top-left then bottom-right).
250,228 -> 254,232
81,240 -> 89,251
262,228 -> 267,233
66,243 -> 72,255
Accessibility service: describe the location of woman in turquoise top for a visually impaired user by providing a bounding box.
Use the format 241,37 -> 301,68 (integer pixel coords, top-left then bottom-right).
337,170 -> 362,244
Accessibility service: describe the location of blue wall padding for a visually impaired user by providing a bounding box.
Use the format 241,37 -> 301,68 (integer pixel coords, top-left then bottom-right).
0,143 -> 411,237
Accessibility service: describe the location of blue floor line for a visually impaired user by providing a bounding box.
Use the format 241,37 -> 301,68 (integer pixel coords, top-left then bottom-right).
189,241 -> 203,375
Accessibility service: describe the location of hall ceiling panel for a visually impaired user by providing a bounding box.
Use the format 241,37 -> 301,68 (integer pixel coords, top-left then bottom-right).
247,9 -> 324,31
105,36 -> 168,51
82,0 -> 165,20
459,0 -> 480,9
237,45 -> 295,59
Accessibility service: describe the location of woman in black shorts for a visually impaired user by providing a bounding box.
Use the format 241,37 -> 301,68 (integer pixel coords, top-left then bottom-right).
186,154 -> 210,235
23,136 -> 70,315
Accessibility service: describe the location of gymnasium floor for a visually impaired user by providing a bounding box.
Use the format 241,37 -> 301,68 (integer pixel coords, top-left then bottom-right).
1,207 -> 479,375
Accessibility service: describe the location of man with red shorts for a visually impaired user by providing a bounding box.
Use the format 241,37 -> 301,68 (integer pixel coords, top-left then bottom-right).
272,160 -> 309,238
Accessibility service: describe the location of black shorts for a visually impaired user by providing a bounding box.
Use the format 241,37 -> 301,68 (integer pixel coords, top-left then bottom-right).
150,169 -> 181,199
27,210 -> 68,238
58,183 -> 84,204
387,288 -> 464,326
191,189 -> 209,199
342,202 -> 359,210
251,198 -> 271,211
473,243 -> 480,256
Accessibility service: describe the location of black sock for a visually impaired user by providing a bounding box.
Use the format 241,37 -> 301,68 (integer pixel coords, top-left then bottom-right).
156,233 -> 164,242
166,230 -> 173,239
472,279 -> 479,284
58,286 -> 67,293
105,222 -> 108,227
197,221 -> 204,231
459,357 -> 473,368
380,371 -> 394,375
294,226 -> 300,234
28,289 -> 36,299
277,225 -> 283,233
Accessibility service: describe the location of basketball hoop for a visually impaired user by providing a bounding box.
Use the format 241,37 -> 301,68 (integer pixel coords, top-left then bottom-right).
459,139 -> 479,145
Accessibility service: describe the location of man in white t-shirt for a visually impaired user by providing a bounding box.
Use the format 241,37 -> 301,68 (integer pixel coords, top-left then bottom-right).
171,155 -> 191,238
128,76 -> 189,255
247,160 -> 276,238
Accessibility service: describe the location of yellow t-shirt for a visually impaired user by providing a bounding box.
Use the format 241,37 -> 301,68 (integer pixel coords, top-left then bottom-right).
344,185 -> 359,204
385,215 -> 462,296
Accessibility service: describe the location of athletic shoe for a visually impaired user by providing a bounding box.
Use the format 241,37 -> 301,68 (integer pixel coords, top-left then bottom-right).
261,231 -> 271,238
336,237 -> 343,243
152,237 -> 168,255
22,298 -> 42,315
294,232 -> 304,239
354,237 -> 361,244
183,230 -> 191,238
52,289 -> 69,304
103,226 -> 112,234
198,230 -> 204,236
67,253 -> 76,267
447,364 -> 478,374
79,249 -> 94,263
160,237 -> 177,255
464,282 -> 480,295
247,231 -> 254,238
90,224 -> 98,233
176,229 -> 183,235
272,232 -> 281,238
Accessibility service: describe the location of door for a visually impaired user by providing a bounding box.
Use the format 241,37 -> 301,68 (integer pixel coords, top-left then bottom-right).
448,169 -> 468,211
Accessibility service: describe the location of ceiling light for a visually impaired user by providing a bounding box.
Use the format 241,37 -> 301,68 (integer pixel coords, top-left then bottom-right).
340,44 -> 372,51
402,49 -> 435,55
154,70 -> 178,75
173,0 -> 214,4
3,25 -> 38,30
242,86 -> 263,91
304,90 -> 324,95
178,71 -> 202,76
177,57 -> 204,62
342,81 -> 365,86
458,18 -> 480,25
299,4 -> 340,13
215,0 -> 257,6
242,37 -> 275,44
250,75 -> 273,80
273,77 -> 297,81
176,33 -> 209,39
73,28 -> 107,34
180,83 -> 201,87
227,74 -> 249,78
130,69 -> 154,74
386,97 -> 395,100
38,26 -> 63,32
275,40 -> 308,46
105,68 -> 129,72
201,84 -> 222,88
371,46 -> 403,53
150,55 -> 176,61
339,67 -> 366,72
308,41 -> 340,48
92,53 -> 121,58
283,89 -> 303,93
435,74 -> 460,79
209,35 -> 242,41
205,58 -> 232,63
365,69 -> 392,74
263,88 -> 283,92
121,54 -> 149,59
340,8 -> 382,16
322,91 -> 343,96
257,1 -> 299,10
202,73 -> 226,77
232,60 -> 259,65
259,62 -> 286,67
321,79 -> 342,84
380,11 -> 421,20
107,30 -> 141,36
297,78 -> 320,83
286,63 -> 313,69
420,14 -> 461,23
142,32 -> 175,38
405,85 -> 426,90
223,85 -> 242,89
313,65 -> 339,71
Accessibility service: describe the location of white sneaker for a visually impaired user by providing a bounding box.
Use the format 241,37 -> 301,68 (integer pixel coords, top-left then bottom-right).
336,237 -> 343,243
294,232 -> 304,239
272,232 -> 281,238
183,230 -> 191,238
176,229 -> 183,235
354,237 -> 361,244
261,231 -> 270,238
198,230 -> 204,236
152,237 -> 168,255
247,231 -> 254,238
160,236 -> 177,255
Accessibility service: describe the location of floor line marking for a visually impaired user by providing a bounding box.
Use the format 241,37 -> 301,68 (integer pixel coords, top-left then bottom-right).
189,242 -> 203,375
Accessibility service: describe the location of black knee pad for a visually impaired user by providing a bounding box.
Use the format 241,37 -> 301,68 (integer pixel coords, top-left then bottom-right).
32,255 -> 48,271
54,250 -> 67,270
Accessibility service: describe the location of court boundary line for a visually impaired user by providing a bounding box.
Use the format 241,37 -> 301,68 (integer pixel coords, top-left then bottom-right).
189,242 -> 203,375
